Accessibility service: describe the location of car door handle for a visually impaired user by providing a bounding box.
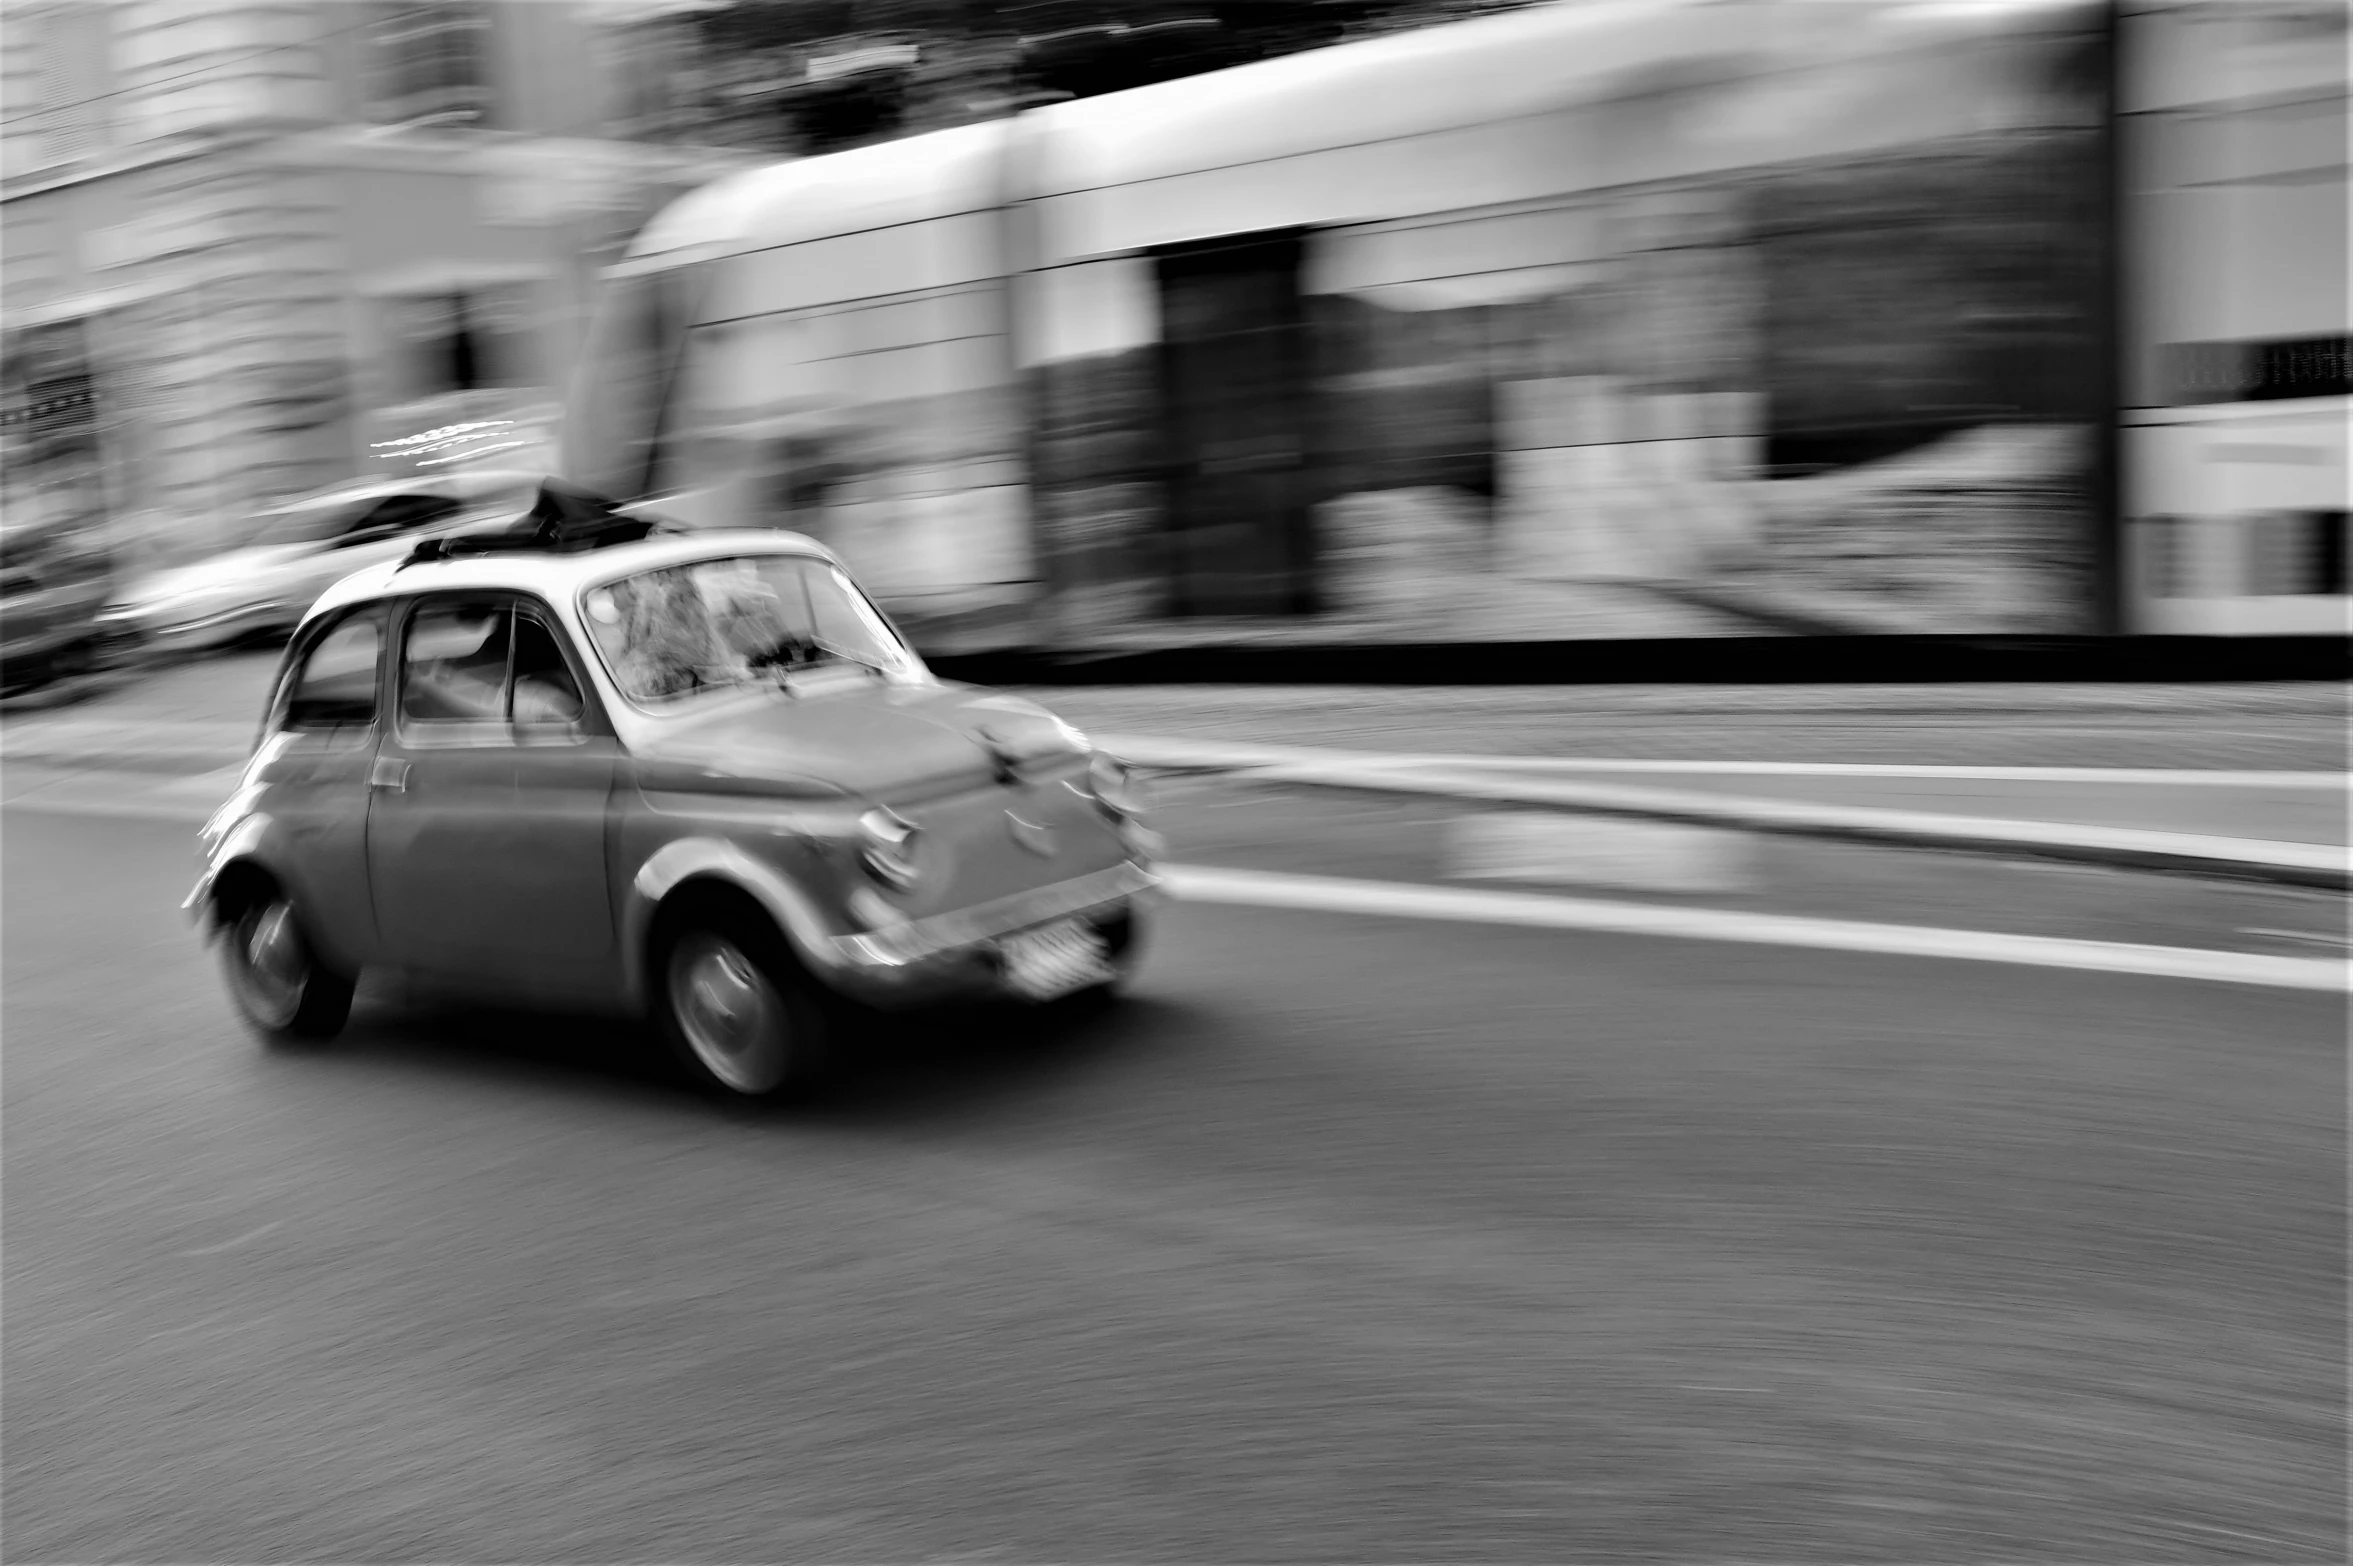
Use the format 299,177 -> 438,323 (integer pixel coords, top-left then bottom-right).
369,758 -> 410,793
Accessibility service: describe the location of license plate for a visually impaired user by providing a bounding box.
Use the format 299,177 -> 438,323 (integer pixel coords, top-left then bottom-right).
1000,918 -> 1113,1002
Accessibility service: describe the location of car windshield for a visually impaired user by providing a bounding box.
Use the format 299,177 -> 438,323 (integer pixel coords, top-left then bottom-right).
581,553 -> 919,705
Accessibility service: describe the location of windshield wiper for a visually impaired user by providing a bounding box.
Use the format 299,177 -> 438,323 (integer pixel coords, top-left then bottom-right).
752,637 -> 891,684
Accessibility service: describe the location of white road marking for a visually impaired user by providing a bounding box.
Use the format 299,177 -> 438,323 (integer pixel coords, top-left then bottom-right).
1365,757 -> 2348,789
1450,813 -> 1753,894
1165,864 -> 2349,992
1097,734 -> 2348,789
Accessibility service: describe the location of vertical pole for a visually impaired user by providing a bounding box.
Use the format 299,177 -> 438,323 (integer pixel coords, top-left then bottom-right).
2091,0 -> 2127,636
997,107 -> 1053,650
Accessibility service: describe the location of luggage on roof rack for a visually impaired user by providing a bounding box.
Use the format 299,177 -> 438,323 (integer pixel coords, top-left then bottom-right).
402,480 -> 673,567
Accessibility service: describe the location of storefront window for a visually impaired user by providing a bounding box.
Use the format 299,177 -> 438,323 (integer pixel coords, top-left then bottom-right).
383,286 -> 534,402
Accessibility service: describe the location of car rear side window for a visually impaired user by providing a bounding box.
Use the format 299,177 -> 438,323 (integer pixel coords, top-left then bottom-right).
282,608 -> 386,732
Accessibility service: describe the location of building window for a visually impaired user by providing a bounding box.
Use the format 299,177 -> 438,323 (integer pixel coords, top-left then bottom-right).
383,287 -> 534,403
29,4 -> 118,165
368,1 -> 492,128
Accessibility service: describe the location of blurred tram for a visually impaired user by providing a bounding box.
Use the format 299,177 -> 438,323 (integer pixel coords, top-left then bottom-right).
562,0 -> 2349,651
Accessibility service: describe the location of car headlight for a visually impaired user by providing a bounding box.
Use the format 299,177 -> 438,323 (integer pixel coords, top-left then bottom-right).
857,806 -> 922,891
1086,752 -> 1146,821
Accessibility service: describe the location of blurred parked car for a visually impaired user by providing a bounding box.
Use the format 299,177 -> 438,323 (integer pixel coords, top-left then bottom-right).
188,482 -> 1162,1099
0,511 -> 117,692
99,469 -> 544,661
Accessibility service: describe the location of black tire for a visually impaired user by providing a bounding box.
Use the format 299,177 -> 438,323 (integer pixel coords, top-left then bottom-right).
654,909 -> 836,1099
219,890 -> 355,1043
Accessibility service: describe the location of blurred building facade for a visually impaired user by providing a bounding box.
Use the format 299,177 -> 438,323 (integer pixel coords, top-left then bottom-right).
0,1 -> 750,556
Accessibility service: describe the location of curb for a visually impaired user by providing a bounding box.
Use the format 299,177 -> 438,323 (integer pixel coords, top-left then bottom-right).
1099,736 -> 2352,893
929,634 -> 2353,686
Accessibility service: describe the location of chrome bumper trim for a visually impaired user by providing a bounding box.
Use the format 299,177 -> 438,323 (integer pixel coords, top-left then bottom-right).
833,861 -> 1159,970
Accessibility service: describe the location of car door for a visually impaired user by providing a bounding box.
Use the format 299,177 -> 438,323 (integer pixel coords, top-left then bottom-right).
248,604 -> 391,972
365,591 -> 620,998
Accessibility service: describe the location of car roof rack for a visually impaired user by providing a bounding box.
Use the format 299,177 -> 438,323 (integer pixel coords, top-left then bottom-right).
400,479 -> 675,568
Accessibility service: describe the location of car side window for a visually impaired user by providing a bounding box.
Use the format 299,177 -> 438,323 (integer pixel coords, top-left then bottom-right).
400,597 -> 513,741
281,608 -> 386,733
398,595 -> 588,744
509,609 -> 586,733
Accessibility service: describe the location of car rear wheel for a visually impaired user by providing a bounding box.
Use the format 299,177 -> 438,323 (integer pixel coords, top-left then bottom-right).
658,919 -> 833,1098
221,891 -> 355,1042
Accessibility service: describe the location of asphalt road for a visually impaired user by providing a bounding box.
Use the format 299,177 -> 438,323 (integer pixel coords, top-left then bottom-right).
4,799 -> 2343,1562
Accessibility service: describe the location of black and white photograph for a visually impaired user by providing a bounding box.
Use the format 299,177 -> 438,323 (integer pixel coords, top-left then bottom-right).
1,0 -> 2346,1561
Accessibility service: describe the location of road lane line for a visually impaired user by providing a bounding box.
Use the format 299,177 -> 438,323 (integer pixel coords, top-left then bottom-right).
1363,758 -> 2348,789
1096,735 -> 2349,789
1164,864 -> 2349,992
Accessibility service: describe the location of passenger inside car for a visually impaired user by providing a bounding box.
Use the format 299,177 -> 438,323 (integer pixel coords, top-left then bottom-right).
400,600 -> 587,729
509,614 -> 584,727
400,603 -> 510,724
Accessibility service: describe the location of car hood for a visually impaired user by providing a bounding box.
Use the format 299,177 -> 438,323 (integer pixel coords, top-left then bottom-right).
629,680 -> 1089,805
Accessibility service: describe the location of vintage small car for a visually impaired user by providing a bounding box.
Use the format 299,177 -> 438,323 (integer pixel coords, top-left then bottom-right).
189,483 -> 1161,1097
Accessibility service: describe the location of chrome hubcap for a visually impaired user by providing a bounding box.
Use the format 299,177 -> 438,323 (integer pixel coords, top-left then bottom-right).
671,934 -> 790,1094
237,900 -> 307,1022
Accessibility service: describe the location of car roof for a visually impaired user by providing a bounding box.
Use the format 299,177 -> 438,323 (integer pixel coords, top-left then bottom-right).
304,528 -> 841,625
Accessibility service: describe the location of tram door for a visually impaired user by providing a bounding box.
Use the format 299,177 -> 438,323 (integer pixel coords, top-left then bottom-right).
1153,232 -> 1319,616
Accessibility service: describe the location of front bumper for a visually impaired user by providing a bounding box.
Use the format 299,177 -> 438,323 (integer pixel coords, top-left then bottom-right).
824,859 -> 1163,1008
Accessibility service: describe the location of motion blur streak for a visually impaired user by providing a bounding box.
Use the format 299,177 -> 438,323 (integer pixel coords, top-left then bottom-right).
1164,863 -> 2351,991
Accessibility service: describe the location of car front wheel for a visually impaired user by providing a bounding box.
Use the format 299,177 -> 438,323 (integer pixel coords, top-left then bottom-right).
657,919 -> 833,1098
220,891 -> 355,1042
